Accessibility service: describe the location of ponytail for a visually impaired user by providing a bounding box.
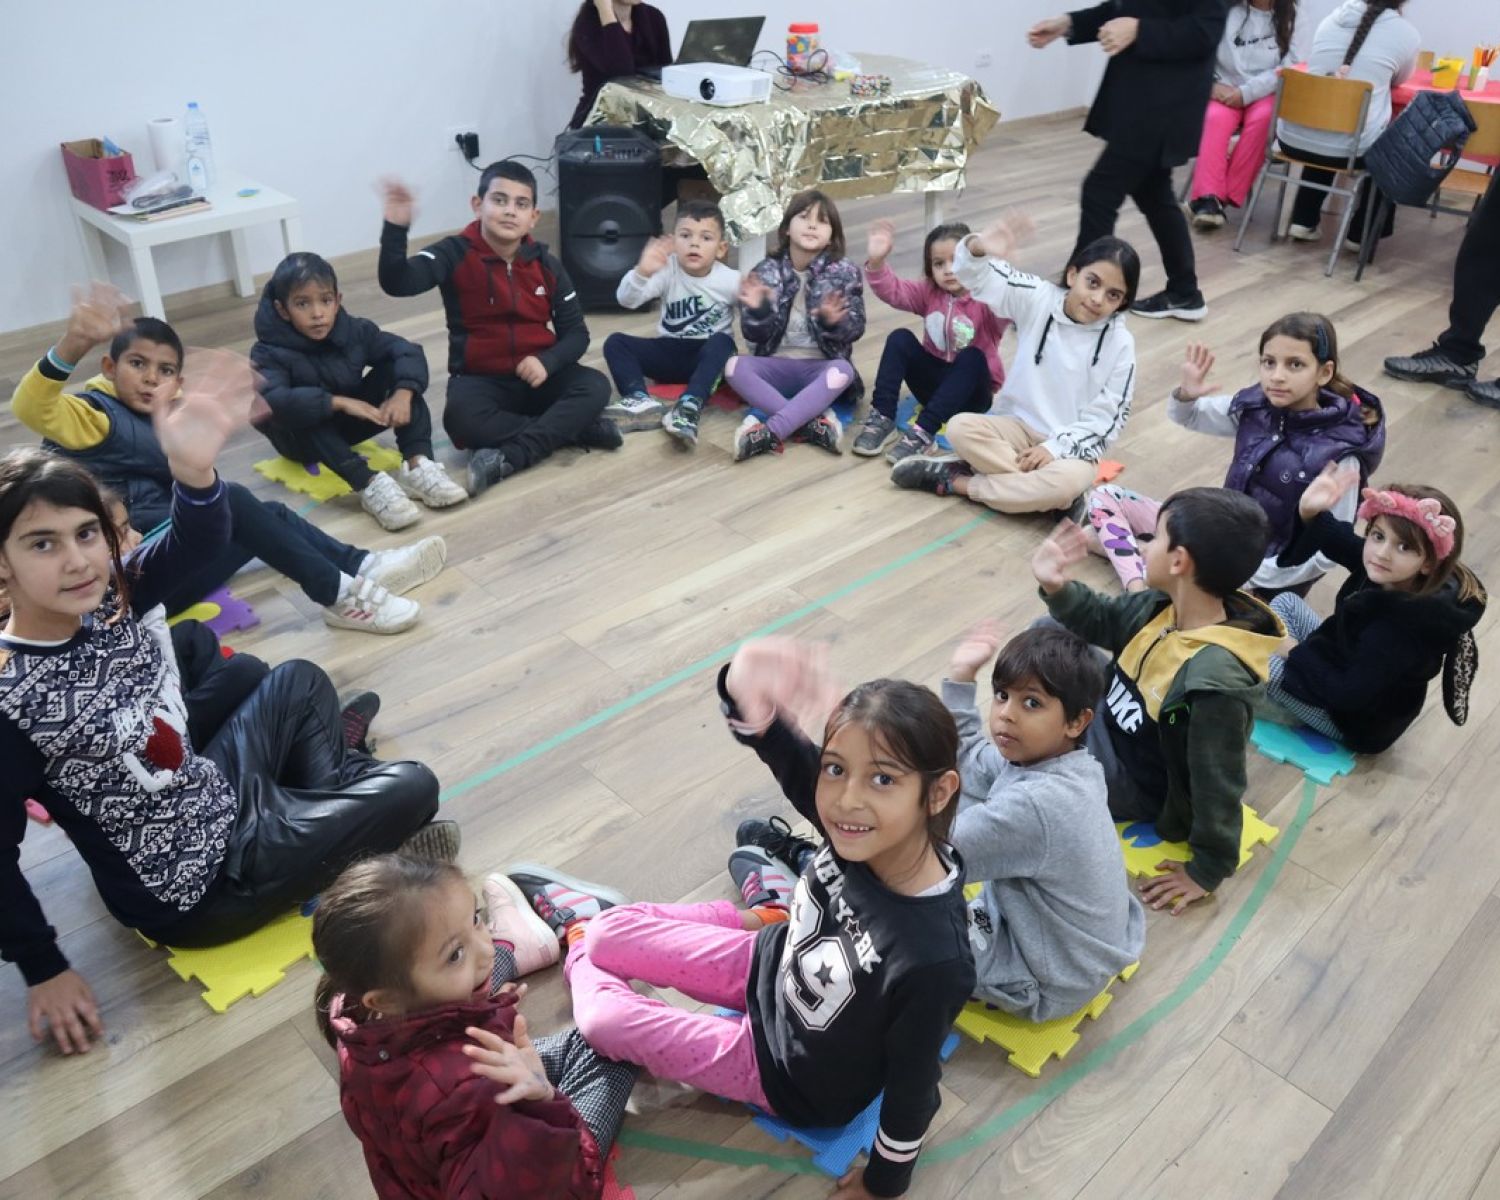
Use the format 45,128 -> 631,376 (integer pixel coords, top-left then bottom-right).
1343,0 -> 1402,68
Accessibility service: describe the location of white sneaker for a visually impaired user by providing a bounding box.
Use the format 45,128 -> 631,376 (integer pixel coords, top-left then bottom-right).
360,471 -> 421,531
362,535 -> 447,595
323,576 -> 420,634
398,456 -> 467,509
1287,223 -> 1320,242
604,392 -> 665,420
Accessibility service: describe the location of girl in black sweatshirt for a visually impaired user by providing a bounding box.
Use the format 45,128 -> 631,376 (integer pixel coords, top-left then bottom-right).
1266,464 -> 1486,752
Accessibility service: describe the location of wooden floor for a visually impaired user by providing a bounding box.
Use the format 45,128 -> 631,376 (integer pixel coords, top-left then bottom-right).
1,110 -> 1495,1200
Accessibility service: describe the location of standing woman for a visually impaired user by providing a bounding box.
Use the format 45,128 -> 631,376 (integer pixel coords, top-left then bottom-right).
1188,0 -> 1298,229
1028,0 -> 1229,323
567,0 -> 672,130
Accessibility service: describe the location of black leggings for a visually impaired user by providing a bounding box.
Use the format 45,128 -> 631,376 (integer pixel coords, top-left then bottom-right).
152,659 -> 439,946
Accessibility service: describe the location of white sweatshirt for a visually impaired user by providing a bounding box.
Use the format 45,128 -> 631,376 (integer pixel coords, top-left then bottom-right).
615,256 -> 739,339
953,240 -> 1135,464
1168,391 -> 1359,589
1215,4 -> 1292,105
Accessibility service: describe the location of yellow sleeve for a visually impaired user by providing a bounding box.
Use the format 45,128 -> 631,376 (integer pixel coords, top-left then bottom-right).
10,362 -> 111,450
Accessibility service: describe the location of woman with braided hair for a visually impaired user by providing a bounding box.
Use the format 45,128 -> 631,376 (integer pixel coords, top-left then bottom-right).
1275,0 -> 1420,246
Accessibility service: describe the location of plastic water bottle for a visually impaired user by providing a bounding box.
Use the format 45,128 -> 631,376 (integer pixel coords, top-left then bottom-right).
184,102 -> 216,191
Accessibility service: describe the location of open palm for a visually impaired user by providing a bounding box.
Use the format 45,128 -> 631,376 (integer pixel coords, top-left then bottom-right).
152,348 -> 255,484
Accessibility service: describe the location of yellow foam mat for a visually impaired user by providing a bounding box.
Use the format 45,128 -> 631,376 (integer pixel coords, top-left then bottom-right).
252,440 -> 402,501
955,963 -> 1140,1077
1116,804 -> 1279,879
140,908 -> 315,1012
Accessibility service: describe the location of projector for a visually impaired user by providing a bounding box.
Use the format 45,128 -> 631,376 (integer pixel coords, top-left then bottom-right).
662,62 -> 772,107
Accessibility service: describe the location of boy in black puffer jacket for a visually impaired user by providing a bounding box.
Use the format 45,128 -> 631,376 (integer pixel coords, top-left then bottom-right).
251,253 -> 467,531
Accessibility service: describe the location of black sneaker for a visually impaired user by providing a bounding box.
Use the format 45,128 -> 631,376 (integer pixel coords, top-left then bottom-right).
1131,290 -> 1208,322
576,416 -> 624,451
1189,197 -> 1225,229
885,427 -> 931,465
734,418 -> 780,462
890,454 -> 967,496
792,410 -> 843,455
467,448 -> 516,497
737,815 -> 818,873
662,395 -> 705,447
1383,345 -> 1480,389
852,411 -> 897,456
339,690 -> 381,753
728,846 -> 798,910
1467,377 -> 1500,410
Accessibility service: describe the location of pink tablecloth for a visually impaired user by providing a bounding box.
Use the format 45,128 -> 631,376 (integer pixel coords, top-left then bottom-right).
1393,68 -> 1500,110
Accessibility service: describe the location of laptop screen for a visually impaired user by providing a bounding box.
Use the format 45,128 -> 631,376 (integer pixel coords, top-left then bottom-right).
674,16 -> 766,67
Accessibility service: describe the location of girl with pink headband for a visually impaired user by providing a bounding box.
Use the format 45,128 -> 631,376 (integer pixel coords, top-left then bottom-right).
1261,463 -> 1486,753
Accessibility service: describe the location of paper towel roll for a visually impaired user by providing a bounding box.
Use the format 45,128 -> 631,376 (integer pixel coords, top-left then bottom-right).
148,116 -> 184,181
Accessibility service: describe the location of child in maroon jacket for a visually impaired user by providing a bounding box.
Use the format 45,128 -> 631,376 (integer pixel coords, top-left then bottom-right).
378,163 -> 617,498
315,855 -> 637,1200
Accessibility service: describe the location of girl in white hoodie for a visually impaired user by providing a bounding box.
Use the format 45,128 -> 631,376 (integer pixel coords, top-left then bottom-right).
892,219 -> 1139,516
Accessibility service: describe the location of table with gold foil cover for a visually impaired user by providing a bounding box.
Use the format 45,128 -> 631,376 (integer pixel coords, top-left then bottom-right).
586,54 -> 1000,244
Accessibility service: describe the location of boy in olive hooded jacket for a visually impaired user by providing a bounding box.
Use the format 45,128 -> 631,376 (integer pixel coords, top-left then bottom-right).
1033,487 -> 1284,913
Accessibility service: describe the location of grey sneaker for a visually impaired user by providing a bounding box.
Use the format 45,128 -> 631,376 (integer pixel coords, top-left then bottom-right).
852,411 -> 897,456
728,846 -> 798,910
1384,345 -> 1479,389
467,448 -> 516,497
605,391 -> 665,431
662,394 -> 705,447
734,417 -> 780,462
1467,377 -> 1500,409
400,819 -> 462,863
794,409 -> 843,455
890,453 -> 967,496
885,427 -> 932,465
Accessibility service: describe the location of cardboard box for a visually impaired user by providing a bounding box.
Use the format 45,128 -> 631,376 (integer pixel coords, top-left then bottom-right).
61,139 -> 136,209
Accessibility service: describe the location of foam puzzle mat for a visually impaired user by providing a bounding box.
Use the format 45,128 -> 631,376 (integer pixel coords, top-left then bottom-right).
253,440 -> 402,501
1251,719 -> 1356,785
1116,805 -> 1279,879
894,394 -> 952,451
140,908 -> 315,1012
652,379 -> 860,428
167,585 -> 259,637
954,963 -> 1139,1078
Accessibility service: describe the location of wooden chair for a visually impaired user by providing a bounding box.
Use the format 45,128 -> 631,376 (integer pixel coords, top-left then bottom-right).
1233,70 -> 1373,276
1354,99 -> 1499,280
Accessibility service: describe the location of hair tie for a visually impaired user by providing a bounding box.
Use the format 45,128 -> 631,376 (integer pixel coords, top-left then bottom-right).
1313,323 -> 1330,363
1356,487 -> 1457,562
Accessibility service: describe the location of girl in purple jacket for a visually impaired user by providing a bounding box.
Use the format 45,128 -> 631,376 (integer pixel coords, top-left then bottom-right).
854,219 -> 1012,465
726,190 -> 867,462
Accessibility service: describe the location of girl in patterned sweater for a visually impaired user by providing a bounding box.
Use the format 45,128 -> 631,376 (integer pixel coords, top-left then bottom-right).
0,370 -> 444,1056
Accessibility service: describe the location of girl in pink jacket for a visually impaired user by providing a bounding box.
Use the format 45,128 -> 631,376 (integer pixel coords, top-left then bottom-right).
853,220 -> 1011,464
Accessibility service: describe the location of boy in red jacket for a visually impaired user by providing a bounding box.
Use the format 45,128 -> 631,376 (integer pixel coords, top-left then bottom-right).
378,162 -> 617,496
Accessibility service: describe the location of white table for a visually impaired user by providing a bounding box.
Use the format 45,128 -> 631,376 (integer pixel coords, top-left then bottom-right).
70,176 -> 303,318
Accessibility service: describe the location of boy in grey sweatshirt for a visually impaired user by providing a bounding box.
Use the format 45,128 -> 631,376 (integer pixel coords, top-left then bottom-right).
944,621 -> 1145,1021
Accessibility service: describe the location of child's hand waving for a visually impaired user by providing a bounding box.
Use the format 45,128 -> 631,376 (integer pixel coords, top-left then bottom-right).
815,291 -> 849,329
636,235 -> 672,277
378,177 -> 416,227
60,282 -> 131,363
153,348 -> 255,489
865,220 -> 895,267
463,1017 -> 555,1105
949,618 -> 1004,684
1298,461 -> 1360,520
726,637 -> 844,737
1176,343 -> 1216,401
967,213 -> 1035,262
738,275 -> 773,310
1032,519 -> 1089,594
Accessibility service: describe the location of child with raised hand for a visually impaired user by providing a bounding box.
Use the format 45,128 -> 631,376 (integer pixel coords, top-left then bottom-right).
0,361 -> 449,1056
527,637 -> 973,1198
1032,489 -> 1283,914
251,251 -> 466,532
1088,312 -> 1385,596
10,283 -> 446,635
853,219 -> 1010,465
315,854 -> 638,1200
603,200 -> 739,446
892,216 -> 1138,517
943,620 -> 1144,1019
726,190 -> 866,462
1263,463 -> 1486,753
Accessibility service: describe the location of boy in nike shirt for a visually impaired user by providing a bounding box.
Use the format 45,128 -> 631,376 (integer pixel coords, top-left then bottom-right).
1032,488 -> 1283,913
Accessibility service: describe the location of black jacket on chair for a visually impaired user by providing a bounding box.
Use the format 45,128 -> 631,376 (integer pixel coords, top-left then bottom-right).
1068,0 -> 1231,166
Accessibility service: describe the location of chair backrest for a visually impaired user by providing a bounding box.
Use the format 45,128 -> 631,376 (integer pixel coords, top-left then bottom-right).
1460,99 -> 1500,165
1416,50 -> 1435,73
1277,70 -> 1374,136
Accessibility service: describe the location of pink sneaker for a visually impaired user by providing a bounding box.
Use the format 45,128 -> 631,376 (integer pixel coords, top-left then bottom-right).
483,874 -> 561,977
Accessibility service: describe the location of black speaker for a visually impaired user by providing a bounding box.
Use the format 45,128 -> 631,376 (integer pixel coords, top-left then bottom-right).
555,127 -> 663,311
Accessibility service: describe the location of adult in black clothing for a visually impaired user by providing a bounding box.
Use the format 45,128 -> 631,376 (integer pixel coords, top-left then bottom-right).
566,0 -> 672,130
1382,180 -> 1500,410
1029,0 -> 1229,323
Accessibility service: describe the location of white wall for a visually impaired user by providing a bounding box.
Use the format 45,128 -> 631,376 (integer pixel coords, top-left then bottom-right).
0,1 -> 1102,336
1297,0 -> 1474,60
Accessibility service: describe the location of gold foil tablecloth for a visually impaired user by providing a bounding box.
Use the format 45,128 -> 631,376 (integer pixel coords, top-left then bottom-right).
586,54 -> 1000,244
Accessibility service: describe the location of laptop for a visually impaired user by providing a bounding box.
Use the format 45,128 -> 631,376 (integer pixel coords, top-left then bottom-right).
640,17 -> 765,80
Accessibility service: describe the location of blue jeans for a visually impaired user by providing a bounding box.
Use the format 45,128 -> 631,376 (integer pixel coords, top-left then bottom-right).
871,328 -> 993,433
603,331 -> 736,401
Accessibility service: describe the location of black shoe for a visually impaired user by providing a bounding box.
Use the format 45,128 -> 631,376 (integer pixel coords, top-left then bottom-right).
1383,345 -> 1480,389
737,815 -> 819,873
339,690 -> 381,753
576,416 -> 624,451
1189,197 -> 1225,229
1467,378 -> 1500,410
1131,289 -> 1208,322
467,448 -> 516,497
792,411 -> 843,455
890,453 -> 967,496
